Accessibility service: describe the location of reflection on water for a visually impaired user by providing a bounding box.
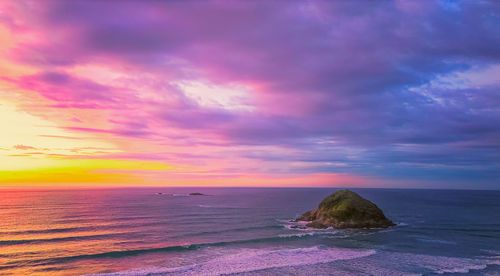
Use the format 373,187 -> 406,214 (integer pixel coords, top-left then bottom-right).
0,188 -> 499,275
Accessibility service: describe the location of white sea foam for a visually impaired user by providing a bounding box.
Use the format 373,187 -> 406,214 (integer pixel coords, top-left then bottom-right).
88,248 -> 500,276
370,252 -> 500,275
278,232 -> 316,238
282,219 -> 336,231
421,256 -> 500,274
92,246 -> 376,276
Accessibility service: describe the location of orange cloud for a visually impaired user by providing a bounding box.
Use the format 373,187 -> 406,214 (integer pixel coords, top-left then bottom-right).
13,144 -> 37,150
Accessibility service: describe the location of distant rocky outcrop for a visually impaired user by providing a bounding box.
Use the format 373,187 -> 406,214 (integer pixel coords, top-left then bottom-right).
296,190 -> 395,229
189,192 -> 206,196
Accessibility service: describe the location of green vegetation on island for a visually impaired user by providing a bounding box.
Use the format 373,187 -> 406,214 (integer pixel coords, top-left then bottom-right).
296,190 -> 395,229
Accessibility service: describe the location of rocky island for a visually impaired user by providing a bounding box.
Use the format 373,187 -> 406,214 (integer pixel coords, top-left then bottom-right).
296,190 -> 395,229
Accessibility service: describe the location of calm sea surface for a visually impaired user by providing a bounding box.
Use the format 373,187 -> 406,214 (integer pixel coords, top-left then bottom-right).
0,188 -> 499,275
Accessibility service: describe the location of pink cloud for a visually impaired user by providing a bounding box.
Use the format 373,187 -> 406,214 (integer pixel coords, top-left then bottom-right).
0,0 -> 499,188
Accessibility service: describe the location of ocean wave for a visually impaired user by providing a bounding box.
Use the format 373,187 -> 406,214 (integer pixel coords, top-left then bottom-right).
89,246 -> 376,276
419,255 -> 500,275
1,234 -> 339,268
281,219 -> 396,241
480,249 -> 500,256
416,238 -> 457,245
180,225 -> 282,237
0,225 -> 98,235
278,232 -> 316,238
98,249 -> 498,276
282,219 -> 405,232
367,252 -> 500,275
0,220 -> 166,236
0,232 -> 137,246
281,219 -> 334,231
1,243 -> 201,268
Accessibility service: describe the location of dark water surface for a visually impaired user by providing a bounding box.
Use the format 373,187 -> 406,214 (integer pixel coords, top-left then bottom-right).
1,188 -> 499,275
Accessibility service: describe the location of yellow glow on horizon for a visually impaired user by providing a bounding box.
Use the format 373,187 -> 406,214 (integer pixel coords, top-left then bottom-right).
0,101 -> 103,148
0,101 -> 120,170
0,159 -> 172,184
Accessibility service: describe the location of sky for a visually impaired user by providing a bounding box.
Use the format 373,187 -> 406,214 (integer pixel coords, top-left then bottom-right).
0,0 -> 499,189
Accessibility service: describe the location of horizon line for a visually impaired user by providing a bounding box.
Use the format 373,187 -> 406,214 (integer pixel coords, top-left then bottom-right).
1,185 -> 499,191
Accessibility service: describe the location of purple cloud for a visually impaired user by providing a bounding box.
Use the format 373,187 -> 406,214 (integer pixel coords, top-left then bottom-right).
2,0 -> 500,187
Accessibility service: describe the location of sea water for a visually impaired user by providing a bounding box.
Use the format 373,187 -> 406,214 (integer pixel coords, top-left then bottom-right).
0,188 -> 499,275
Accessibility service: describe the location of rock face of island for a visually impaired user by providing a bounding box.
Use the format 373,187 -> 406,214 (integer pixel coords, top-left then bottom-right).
296,190 -> 395,229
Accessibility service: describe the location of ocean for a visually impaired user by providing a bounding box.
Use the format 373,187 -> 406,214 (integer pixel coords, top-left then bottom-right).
0,188 -> 499,275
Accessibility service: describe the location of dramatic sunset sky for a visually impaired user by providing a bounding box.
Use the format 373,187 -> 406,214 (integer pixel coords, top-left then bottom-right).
0,1 -> 499,189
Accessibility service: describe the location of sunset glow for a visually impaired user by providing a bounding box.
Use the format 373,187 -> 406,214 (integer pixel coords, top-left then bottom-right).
1,1 -> 499,189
